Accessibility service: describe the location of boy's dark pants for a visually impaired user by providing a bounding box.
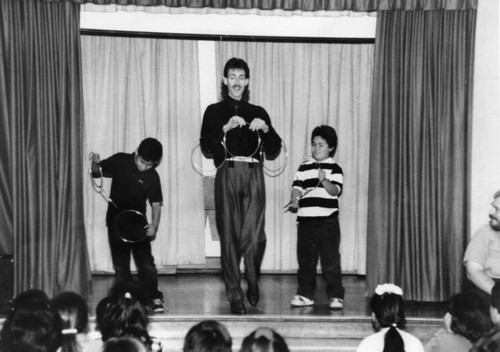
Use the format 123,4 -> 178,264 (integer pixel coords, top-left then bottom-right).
107,226 -> 163,301
296,215 -> 344,300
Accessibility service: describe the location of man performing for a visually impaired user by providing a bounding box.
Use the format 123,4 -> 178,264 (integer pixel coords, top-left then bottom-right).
200,57 -> 282,314
90,138 -> 166,313
464,190 -> 500,296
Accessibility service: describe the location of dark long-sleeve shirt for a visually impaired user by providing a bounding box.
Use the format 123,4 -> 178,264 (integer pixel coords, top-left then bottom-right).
200,97 -> 282,167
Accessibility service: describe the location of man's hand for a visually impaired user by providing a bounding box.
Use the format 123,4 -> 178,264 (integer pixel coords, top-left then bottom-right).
223,116 -> 246,133
249,118 -> 269,133
466,260 -> 495,294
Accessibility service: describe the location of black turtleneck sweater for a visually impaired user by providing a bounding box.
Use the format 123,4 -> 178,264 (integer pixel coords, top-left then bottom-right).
200,97 -> 282,167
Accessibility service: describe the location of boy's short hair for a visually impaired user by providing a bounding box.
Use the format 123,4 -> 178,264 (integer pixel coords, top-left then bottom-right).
311,125 -> 338,157
138,138 -> 163,164
492,281 -> 500,310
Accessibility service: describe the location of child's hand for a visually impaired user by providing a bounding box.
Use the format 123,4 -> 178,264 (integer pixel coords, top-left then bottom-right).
91,152 -> 101,164
287,199 -> 299,213
146,224 -> 158,241
318,168 -> 326,183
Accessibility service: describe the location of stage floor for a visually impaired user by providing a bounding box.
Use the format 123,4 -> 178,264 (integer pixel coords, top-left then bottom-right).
88,273 -> 447,319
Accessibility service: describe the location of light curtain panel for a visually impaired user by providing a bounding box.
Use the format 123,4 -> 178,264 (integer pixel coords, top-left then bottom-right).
81,35 -> 205,272
216,41 -> 373,274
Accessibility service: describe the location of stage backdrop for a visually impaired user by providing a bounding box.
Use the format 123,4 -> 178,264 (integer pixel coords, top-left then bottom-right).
82,35 -> 373,275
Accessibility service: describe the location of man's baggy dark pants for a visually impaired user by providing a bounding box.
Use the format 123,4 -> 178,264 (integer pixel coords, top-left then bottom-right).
215,161 -> 267,302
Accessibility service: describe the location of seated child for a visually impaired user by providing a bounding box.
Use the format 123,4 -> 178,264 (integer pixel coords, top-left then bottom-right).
357,283 -> 424,352
50,291 -> 90,352
240,327 -> 289,352
424,291 -> 492,352
183,320 -> 232,352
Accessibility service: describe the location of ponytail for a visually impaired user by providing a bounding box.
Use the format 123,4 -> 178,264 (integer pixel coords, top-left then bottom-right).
383,325 -> 404,352
60,320 -> 79,352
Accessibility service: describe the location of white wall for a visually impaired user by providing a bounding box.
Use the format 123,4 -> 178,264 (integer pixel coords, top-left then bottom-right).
80,9 -> 377,38
471,0 -> 500,235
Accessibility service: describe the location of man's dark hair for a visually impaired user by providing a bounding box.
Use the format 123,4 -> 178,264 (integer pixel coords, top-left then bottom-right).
137,138 -> 163,164
311,125 -> 338,157
220,57 -> 250,102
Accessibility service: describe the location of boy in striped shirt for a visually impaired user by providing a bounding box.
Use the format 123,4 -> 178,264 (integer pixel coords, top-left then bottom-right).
287,125 -> 345,310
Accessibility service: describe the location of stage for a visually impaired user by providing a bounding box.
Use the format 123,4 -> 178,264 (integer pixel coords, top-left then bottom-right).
86,273 -> 446,351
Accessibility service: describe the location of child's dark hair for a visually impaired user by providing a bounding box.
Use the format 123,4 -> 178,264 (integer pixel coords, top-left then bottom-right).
96,295 -> 152,348
0,289 -> 51,351
138,138 -> 163,164
103,336 -> 147,352
370,289 -> 406,352
240,327 -> 289,352
11,288 -> 50,312
448,291 -> 493,342
220,57 -> 250,102
183,320 -> 232,352
311,125 -> 338,157
1,309 -> 62,352
50,291 -> 89,352
108,280 -> 150,307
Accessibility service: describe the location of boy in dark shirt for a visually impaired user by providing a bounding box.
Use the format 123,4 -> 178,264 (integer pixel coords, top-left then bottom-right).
91,138 -> 165,313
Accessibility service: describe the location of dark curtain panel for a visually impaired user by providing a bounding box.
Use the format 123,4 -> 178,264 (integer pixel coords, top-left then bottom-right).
55,0 -> 477,11
367,10 -> 476,301
0,0 -> 91,298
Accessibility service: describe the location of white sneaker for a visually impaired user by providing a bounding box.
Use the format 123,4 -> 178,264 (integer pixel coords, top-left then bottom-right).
329,297 -> 344,310
291,295 -> 314,307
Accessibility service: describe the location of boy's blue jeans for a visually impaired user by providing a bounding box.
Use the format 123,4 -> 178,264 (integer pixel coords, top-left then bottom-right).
296,215 -> 345,300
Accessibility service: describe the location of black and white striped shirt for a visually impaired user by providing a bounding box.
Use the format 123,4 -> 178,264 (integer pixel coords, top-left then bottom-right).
292,157 -> 343,220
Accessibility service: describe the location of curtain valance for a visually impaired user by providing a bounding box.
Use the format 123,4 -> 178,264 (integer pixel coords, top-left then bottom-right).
46,0 -> 478,11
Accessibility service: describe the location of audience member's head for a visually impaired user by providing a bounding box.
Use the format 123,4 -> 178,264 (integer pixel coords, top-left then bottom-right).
0,289 -> 51,352
183,320 -> 232,352
446,291 -> 493,342
490,280 -> 500,325
108,280 -> 149,307
370,283 -> 406,352
50,291 -> 89,352
11,288 -> 50,312
240,327 -> 289,352
0,309 -> 62,352
96,293 -> 152,348
102,336 -> 148,352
